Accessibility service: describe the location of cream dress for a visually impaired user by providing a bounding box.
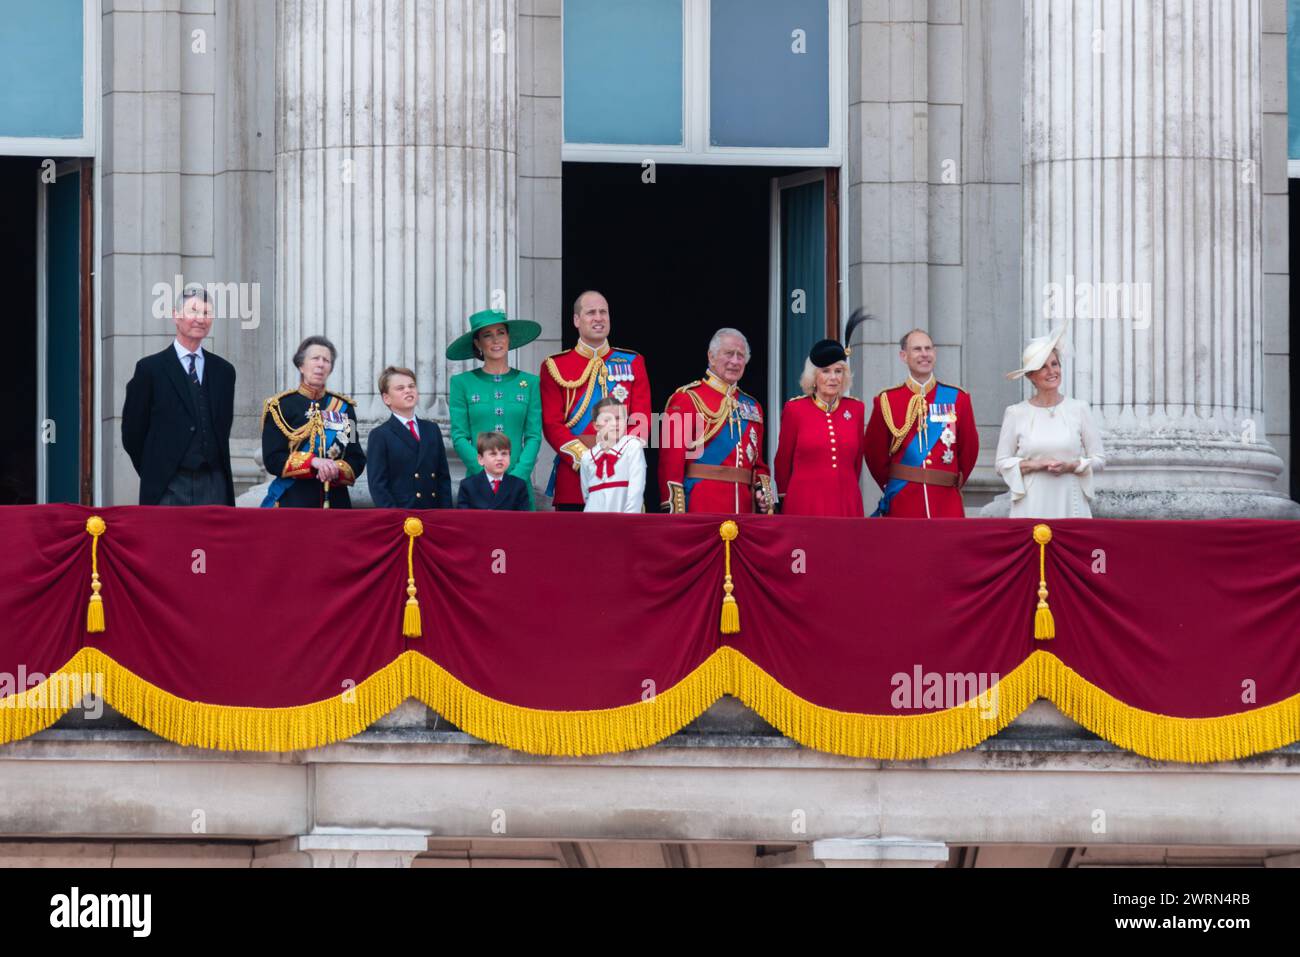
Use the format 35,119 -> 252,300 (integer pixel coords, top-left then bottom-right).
994,397 -> 1105,519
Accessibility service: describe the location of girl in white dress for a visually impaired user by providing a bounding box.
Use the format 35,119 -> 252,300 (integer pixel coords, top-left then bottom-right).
994,326 -> 1105,519
580,397 -> 646,513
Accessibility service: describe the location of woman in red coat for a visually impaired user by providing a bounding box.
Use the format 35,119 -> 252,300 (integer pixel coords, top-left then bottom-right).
774,336 -> 867,517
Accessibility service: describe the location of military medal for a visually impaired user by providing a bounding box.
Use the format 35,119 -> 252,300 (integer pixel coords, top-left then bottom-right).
942,449 -> 955,465
940,426 -> 956,447
612,384 -> 629,403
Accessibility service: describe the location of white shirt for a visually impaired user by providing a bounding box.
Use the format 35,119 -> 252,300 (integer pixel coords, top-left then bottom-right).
173,340 -> 205,384
392,413 -> 419,440
994,396 -> 1106,519
580,435 -> 646,513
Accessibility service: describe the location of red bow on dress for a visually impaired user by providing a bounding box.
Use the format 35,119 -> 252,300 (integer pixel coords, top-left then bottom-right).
595,450 -> 619,480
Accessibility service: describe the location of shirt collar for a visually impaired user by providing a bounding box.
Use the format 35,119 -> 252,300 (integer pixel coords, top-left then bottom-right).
392,412 -> 416,428
576,340 -> 610,360
811,395 -> 840,413
173,340 -> 204,362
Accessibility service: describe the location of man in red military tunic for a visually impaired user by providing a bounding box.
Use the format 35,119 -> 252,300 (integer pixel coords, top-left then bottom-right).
540,291 -> 652,510
864,329 -> 978,517
658,328 -> 774,515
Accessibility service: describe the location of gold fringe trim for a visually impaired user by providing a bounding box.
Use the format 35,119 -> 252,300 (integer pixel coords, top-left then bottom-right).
2,649 -> 1299,762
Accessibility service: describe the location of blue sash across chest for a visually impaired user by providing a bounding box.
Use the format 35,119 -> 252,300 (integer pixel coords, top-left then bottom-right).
683,393 -> 758,506
872,384 -> 957,517
547,350 -> 637,496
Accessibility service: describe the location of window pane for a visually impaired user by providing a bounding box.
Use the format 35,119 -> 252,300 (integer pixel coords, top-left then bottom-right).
710,0 -> 830,149
1290,0 -> 1300,159
0,0 -> 84,139
564,0 -> 683,146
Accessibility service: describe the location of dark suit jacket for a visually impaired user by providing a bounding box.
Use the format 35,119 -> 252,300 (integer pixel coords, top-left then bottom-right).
366,415 -> 453,509
121,345 -> 236,505
456,470 -> 529,511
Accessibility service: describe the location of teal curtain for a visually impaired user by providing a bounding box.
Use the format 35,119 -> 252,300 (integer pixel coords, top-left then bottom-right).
45,169 -> 81,504
781,180 -> 826,403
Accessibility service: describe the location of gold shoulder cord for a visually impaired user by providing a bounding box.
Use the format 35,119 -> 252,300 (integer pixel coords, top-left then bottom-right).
545,354 -> 608,430
264,394 -> 326,457
879,390 -> 927,456
685,387 -> 738,451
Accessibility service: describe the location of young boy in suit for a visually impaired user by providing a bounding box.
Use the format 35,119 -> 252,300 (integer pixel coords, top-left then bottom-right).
366,366 -> 452,509
457,432 -> 530,510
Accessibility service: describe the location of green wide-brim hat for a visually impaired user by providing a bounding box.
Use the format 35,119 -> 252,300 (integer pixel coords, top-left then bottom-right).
446,309 -> 542,361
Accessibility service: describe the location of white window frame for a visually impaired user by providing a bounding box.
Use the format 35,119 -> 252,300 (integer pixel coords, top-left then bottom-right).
562,0 -> 845,168
0,0 -> 97,157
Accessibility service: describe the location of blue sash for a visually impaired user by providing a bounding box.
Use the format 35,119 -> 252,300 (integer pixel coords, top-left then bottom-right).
546,350 -> 636,496
683,393 -> 758,509
872,384 -> 956,517
261,406 -> 349,508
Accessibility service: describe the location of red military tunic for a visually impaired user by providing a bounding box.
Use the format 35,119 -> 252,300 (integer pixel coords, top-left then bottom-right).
864,377 -> 978,518
540,342 -> 651,507
658,372 -> 774,514
773,395 -> 867,517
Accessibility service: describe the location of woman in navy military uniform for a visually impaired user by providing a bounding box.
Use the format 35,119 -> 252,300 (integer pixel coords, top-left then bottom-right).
261,336 -> 367,509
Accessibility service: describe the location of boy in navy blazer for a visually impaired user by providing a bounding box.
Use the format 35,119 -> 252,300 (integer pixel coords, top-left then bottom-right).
367,366 -> 452,509
457,432 -> 530,510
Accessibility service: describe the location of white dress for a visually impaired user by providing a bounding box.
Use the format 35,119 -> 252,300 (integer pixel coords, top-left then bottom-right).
994,397 -> 1105,519
579,435 -> 647,513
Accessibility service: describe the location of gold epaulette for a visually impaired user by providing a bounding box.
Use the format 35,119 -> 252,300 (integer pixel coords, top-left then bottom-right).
260,389 -> 298,431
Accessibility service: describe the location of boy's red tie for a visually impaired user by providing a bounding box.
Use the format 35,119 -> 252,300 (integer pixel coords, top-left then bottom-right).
408,420 -> 419,441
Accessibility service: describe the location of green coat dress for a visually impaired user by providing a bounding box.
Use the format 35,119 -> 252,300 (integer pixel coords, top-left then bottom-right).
449,367 -> 543,510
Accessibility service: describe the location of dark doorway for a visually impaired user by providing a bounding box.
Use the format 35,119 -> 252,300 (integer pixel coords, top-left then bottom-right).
0,157 -> 40,505
561,162 -> 791,509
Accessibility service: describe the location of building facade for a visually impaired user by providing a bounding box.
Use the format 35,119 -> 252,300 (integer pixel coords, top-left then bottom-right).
0,0 -> 1298,867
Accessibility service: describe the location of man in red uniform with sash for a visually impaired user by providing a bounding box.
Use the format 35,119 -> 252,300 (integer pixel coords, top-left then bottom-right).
540,291 -> 652,510
658,328 -> 774,514
864,329 -> 978,517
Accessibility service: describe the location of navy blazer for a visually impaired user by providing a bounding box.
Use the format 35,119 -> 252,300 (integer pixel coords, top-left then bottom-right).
366,415 -> 453,509
456,471 -> 530,511
121,346 -> 236,505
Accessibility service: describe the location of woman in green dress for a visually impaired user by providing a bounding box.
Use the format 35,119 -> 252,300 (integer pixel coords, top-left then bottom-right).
448,309 -> 544,510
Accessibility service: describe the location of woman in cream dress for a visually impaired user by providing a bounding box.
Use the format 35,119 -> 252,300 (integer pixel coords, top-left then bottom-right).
994,326 -> 1105,519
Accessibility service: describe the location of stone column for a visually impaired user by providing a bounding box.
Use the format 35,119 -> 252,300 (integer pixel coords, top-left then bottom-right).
1020,0 -> 1297,518
276,0 -> 517,427
254,832 -> 429,868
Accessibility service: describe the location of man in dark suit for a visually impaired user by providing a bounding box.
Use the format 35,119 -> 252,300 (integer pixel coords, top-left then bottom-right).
456,432 -> 530,511
122,284 -> 236,505
367,366 -> 452,509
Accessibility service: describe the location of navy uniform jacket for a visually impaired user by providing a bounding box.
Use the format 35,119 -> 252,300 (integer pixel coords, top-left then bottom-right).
366,415 -> 453,509
260,387 -> 366,508
456,471 -> 530,511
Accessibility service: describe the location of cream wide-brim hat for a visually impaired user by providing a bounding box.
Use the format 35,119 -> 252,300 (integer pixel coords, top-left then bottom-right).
1006,323 -> 1069,380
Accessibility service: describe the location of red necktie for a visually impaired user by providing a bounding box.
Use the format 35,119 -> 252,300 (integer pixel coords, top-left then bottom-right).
407,420 -> 419,441
491,478 -> 500,495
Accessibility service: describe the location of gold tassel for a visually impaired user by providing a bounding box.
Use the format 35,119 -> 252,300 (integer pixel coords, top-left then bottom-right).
85,516 -> 107,634
719,520 -> 740,635
402,517 -> 423,638
1032,524 -> 1055,640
